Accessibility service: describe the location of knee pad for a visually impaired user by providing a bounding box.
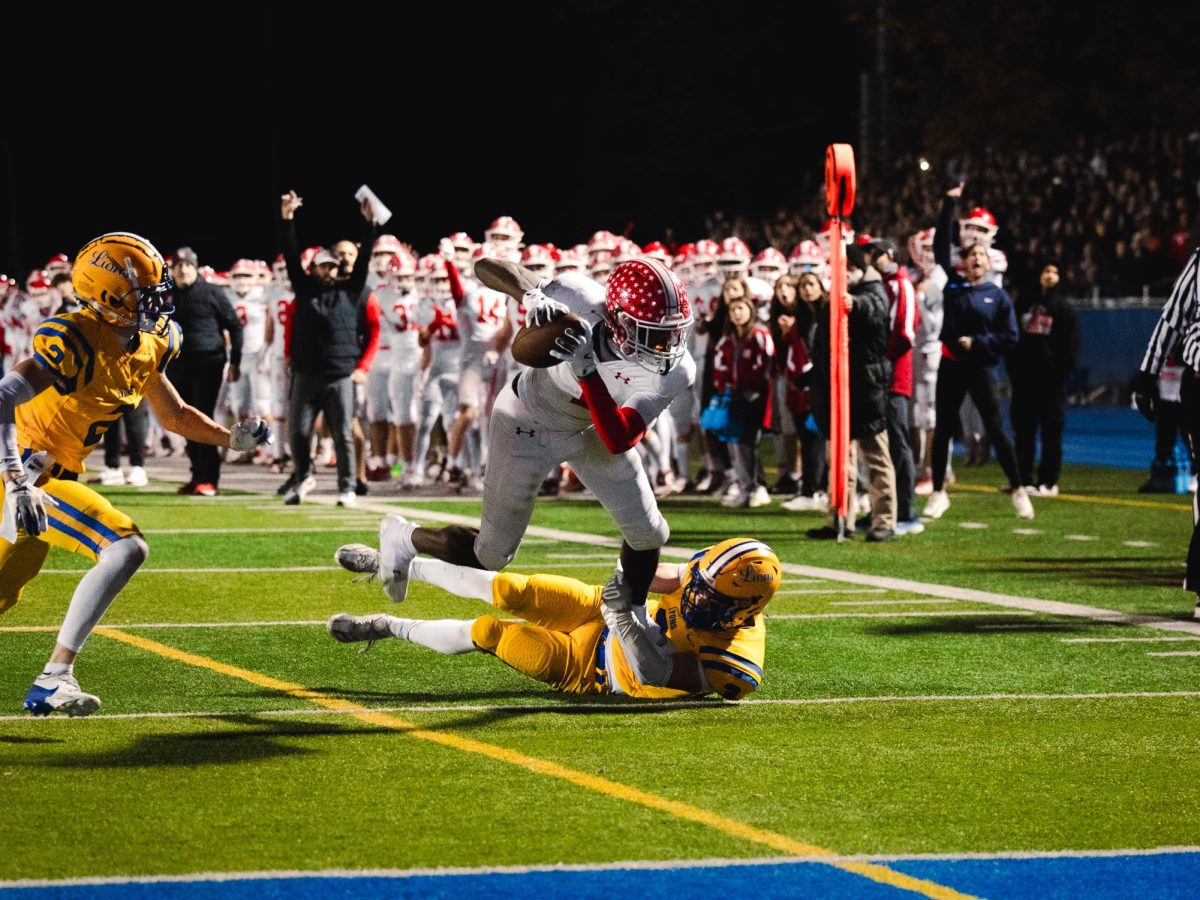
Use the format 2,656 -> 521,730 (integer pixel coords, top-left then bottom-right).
470,615 -> 505,652
621,511 -> 670,551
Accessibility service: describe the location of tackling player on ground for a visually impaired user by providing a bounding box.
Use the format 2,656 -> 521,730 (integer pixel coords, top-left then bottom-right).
0,233 -> 272,717
338,255 -> 695,612
330,533 -> 778,700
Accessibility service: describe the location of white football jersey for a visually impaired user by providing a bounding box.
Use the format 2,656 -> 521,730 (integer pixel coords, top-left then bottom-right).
518,273 -> 696,432
262,284 -> 295,360
459,286 -> 507,344
378,287 -> 422,372
232,287 -> 268,355
414,296 -> 461,376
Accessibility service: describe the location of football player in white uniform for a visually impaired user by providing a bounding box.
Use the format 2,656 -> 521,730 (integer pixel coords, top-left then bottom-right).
261,252 -> 305,472
364,235 -> 405,480
227,260 -> 271,447
350,257 -> 694,611
411,256 -> 463,487
484,216 -> 523,255
378,252 -> 422,484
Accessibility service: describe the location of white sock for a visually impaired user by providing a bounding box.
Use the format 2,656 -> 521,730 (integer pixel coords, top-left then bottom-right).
56,535 -> 148,653
42,662 -> 72,678
387,618 -> 475,654
410,557 -> 496,603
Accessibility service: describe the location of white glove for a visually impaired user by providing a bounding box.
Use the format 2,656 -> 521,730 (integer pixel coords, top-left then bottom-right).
230,417 -> 273,452
10,476 -> 52,537
482,349 -> 500,367
549,318 -> 596,379
524,281 -> 568,327
599,568 -> 674,687
438,236 -> 455,260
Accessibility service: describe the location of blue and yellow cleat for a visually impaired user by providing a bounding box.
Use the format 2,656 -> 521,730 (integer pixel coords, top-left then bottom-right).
23,672 -> 101,718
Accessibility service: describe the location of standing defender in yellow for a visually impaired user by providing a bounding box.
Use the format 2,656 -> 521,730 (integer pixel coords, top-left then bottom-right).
1,232 -> 272,716
330,520 -> 779,701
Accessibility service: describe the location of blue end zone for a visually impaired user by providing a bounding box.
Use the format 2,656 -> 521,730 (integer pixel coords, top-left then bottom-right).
8,852 -> 1200,899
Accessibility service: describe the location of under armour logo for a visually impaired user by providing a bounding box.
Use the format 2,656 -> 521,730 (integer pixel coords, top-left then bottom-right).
613,372 -> 632,384
515,427 -> 535,437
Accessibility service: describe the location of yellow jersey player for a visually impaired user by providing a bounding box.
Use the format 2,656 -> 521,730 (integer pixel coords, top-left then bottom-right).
328,517 -> 778,700
1,232 -> 272,717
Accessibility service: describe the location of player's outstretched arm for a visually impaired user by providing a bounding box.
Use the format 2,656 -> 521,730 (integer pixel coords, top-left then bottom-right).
146,373 -> 270,451
474,258 -> 541,301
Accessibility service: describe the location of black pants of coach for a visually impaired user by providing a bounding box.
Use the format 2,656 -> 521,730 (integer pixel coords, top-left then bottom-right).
173,354 -> 227,487
103,403 -> 148,469
1011,382 -> 1066,488
290,371 -> 355,494
931,356 -> 1020,492
886,393 -> 916,522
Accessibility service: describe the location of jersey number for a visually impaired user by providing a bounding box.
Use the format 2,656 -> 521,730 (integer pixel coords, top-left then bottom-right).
83,403 -> 137,447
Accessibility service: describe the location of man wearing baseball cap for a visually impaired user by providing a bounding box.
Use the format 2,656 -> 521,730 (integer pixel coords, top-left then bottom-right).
170,247 -> 244,496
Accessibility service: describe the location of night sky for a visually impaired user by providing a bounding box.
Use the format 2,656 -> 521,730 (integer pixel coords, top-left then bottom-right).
2,3 -> 859,275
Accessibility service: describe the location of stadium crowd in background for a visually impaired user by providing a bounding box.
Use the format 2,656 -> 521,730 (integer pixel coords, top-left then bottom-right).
0,132 -> 1197,548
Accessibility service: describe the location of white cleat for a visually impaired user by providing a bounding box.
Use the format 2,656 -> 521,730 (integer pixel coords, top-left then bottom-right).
379,515 -> 417,604
23,671 -> 101,717
336,490 -> 357,507
1012,487 -> 1035,519
748,485 -> 772,508
327,613 -> 394,652
923,490 -> 950,519
283,475 -> 317,506
125,466 -> 149,487
93,467 -> 125,486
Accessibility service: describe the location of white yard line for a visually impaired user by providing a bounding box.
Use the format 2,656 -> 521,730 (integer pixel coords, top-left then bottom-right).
4,845 -> 1200,890
1062,636 -> 1200,644
0,620 -> 325,632
1147,651 -> 1200,657
278,497 -> 1200,638
1065,535 -> 1099,542
828,599 -> 957,607
40,566 -> 342,574
144,528 -> 375,535
0,690 -> 1195,725
776,588 -> 888,595
767,610 -> 1035,620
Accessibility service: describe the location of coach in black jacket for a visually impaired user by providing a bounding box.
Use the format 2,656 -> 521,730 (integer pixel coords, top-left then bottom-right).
809,245 -> 896,541
278,190 -> 378,505
170,247 -> 243,495
1008,259 -> 1078,493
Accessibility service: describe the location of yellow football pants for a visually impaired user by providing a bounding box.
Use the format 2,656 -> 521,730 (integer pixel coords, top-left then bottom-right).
0,478 -> 139,614
470,572 -> 607,695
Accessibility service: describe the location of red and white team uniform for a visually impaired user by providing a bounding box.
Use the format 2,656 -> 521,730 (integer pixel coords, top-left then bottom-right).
379,271 -> 422,427
263,281 -> 296,421
476,263 -> 694,570
788,240 -> 827,279
457,284 -> 507,411
410,258 -> 464,481
750,247 -> 787,286
880,265 -> 920,398
229,284 -> 270,418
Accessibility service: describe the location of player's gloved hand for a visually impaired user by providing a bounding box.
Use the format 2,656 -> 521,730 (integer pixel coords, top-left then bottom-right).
599,566 -> 633,612
1130,370 -> 1158,422
230,417 -> 273,451
549,317 -> 597,379
524,281 -> 568,327
10,476 -> 52,537
438,236 -> 455,260
482,349 -> 500,367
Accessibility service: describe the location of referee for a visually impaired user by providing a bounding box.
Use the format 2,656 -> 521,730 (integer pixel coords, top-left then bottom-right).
1133,246 -> 1200,618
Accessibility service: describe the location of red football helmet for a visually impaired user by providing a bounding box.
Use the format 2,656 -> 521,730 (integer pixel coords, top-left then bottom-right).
300,246 -> 322,273
373,234 -> 404,255
693,239 -> 719,262
788,240 -> 826,276
613,237 -> 641,263
716,237 -> 751,277
44,253 -> 72,276
642,241 -> 672,265
815,220 -> 855,258
604,258 -> 692,375
907,228 -> 936,275
485,216 -> 523,245
959,207 -> 998,248
25,269 -> 52,293
520,243 -> 556,277
750,247 -> 786,283
448,231 -> 476,252
587,230 -> 618,258
389,251 -> 417,277
555,247 -> 586,274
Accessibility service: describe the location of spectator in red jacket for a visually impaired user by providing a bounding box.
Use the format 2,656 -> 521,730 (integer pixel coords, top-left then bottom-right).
869,239 -> 923,536
712,293 -> 775,508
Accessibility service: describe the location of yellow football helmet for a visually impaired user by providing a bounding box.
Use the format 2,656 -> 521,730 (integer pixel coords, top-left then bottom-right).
680,538 -> 782,630
72,232 -> 175,334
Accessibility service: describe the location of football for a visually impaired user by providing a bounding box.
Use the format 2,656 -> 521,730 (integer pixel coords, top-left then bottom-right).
511,313 -> 586,368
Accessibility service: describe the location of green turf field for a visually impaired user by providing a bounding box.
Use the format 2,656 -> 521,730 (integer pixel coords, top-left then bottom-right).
2,462 -> 1198,896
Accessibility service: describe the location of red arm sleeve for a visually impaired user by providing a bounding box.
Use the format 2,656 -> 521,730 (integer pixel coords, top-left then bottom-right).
445,259 -> 465,302
577,371 -> 647,454
283,300 -> 294,359
357,292 -> 382,373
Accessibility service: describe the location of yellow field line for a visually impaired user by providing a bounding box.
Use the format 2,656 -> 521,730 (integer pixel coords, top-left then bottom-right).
94,627 -> 978,900
953,482 -> 1189,511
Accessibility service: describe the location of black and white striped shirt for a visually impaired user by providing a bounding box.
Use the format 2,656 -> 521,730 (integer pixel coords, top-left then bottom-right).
1141,247 -> 1200,374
